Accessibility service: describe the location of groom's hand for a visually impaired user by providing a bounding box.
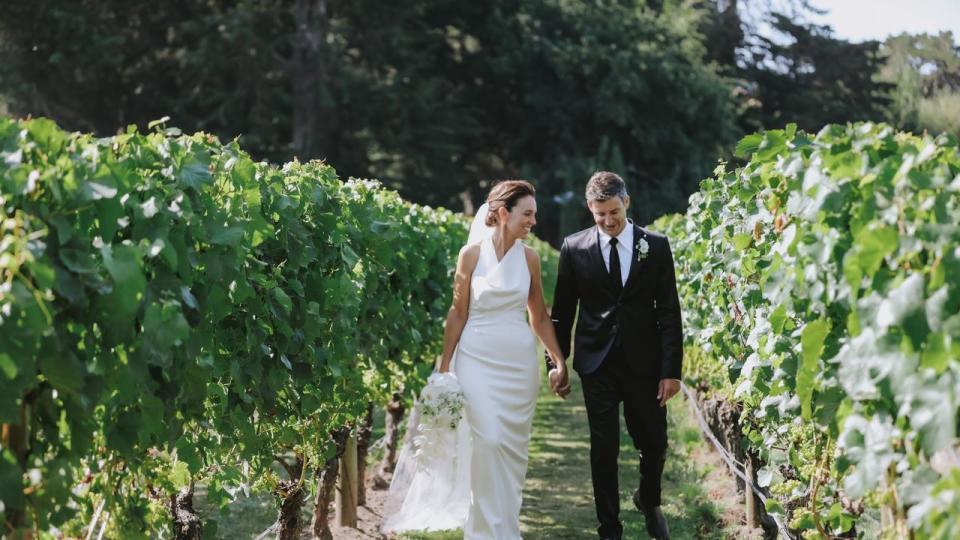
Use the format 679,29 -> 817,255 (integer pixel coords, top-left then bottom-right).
657,378 -> 681,407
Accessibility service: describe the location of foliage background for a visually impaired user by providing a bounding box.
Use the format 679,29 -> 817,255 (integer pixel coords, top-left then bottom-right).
2,0 -> 955,243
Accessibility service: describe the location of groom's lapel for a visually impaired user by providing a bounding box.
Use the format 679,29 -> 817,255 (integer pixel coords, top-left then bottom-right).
623,224 -> 646,292
586,229 -> 610,288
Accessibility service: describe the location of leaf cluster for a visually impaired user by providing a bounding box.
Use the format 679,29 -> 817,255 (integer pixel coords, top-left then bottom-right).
664,122 -> 960,537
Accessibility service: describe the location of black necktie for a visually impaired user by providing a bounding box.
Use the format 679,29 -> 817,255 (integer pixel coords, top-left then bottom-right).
609,237 -> 622,293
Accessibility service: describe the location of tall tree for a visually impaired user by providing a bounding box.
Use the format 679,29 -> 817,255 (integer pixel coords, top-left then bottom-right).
739,14 -> 891,132
877,32 -> 960,137
698,0 -> 744,70
697,1 -> 892,135
473,0 -> 739,235
0,0 -> 364,163
0,0 -> 738,242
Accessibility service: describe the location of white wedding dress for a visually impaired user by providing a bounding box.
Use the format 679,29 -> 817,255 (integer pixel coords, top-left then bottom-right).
456,236 -> 539,539
382,206 -> 539,539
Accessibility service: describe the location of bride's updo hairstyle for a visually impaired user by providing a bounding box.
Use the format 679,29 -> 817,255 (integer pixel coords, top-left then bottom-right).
484,180 -> 535,226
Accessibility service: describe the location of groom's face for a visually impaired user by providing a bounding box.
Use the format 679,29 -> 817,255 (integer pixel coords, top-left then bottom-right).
588,195 -> 630,237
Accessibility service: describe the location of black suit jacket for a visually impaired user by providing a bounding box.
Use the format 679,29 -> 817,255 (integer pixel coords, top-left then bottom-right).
549,223 -> 683,379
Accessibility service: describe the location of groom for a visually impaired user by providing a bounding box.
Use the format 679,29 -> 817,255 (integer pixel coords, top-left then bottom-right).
547,171 -> 683,540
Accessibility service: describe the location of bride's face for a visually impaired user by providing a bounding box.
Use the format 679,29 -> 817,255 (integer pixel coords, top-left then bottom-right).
500,195 -> 537,239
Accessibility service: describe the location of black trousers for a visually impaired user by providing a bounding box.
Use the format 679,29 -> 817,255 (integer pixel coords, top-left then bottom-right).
581,344 -> 668,539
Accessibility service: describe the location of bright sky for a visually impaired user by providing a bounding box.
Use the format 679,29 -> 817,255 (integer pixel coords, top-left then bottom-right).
809,0 -> 960,43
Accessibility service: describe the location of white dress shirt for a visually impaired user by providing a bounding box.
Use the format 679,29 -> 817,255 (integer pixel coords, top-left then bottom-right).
597,221 -> 633,287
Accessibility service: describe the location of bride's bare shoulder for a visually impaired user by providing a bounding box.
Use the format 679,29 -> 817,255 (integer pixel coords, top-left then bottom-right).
458,243 -> 482,268
459,242 -> 481,257
521,244 -> 541,268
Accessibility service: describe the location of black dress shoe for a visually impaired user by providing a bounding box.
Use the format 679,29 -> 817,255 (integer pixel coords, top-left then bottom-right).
641,506 -> 669,540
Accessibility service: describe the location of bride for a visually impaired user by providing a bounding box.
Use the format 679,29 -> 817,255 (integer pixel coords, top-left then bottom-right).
382,180 -> 568,539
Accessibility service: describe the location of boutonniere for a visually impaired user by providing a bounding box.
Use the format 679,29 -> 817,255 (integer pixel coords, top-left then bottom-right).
636,238 -> 650,262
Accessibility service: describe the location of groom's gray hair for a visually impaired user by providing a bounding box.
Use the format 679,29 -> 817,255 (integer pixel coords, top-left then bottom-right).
585,171 -> 628,202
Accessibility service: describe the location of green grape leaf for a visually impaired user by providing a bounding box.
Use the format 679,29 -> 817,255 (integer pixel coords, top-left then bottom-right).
798,318 -> 830,420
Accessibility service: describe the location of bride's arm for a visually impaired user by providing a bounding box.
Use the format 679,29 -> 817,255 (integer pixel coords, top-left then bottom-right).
524,248 -> 566,373
438,244 -> 479,373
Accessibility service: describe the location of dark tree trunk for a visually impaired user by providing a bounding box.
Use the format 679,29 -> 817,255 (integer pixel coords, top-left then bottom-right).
310,456 -> 339,540
275,455 -> 306,540
310,428 -> 350,540
289,0 -> 328,160
356,402 -> 374,506
170,482 -> 203,540
373,392 -> 405,489
2,401 -> 31,532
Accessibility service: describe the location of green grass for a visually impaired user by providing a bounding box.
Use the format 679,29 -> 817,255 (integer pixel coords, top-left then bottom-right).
518,369 -> 594,537
519,371 -> 728,540
397,531 -> 462,539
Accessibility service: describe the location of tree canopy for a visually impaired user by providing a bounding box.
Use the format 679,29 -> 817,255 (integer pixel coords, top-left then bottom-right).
877,31 -> 960,138
1,0 -> 954,242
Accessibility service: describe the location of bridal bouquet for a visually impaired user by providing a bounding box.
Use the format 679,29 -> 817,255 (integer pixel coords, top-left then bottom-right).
413,372 -> 465,464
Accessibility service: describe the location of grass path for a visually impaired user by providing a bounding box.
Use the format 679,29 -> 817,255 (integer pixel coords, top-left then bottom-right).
401,372 -> 748,539
517,374 -> 742,539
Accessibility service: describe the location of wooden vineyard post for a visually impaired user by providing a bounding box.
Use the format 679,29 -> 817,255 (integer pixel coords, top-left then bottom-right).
356,402 -> 374,506
745,455 -> 759,529
336,433 -> 359,527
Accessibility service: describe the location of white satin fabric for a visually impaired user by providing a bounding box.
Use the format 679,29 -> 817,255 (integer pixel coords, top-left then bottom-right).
381,234 -> 538,538
455,237 -> 539,539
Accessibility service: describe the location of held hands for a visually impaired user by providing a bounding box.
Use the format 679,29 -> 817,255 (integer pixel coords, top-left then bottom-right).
547,351 -> 571,399
548,367 -> 571,399
657,378 -> 681,407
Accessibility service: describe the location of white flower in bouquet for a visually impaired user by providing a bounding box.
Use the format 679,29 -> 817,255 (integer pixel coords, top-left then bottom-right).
413,372 -> 465,465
